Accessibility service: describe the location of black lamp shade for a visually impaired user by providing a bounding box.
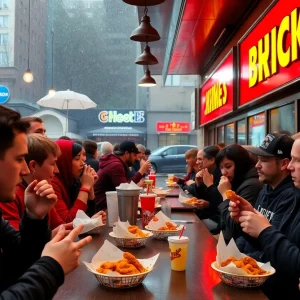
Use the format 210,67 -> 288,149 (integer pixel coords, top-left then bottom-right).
130,15 -> 160,42
135,45 -> 158,65
123,0 -> 166,6
138,67 -> 156,87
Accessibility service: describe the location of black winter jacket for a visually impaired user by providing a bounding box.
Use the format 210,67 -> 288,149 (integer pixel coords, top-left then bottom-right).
0,209 -> 64,299
219,176 -> 295,260
257,188 -> 300,299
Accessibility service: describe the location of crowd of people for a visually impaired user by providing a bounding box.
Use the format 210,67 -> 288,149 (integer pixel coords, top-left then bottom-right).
1,104 -> 300,299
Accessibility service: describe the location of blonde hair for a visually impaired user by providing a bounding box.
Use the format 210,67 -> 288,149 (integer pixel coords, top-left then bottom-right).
26,134 -> 61,166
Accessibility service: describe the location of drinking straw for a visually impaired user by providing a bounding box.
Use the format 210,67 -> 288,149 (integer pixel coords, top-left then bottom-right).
179,225 -> 186,239
146,183 -> 150,195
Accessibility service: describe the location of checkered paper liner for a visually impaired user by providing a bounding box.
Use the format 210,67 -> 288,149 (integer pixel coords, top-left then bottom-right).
109,231 -> 153,248
211,262 -> 274,288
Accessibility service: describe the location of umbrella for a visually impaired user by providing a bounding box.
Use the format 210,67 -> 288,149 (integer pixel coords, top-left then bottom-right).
37,90 -> 97,135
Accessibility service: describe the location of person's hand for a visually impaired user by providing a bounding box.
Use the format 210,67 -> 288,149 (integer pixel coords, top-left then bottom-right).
139,160 -> 151,175
185,179 -> 195,186
184,189 -> 190,194
42,224 -> 92,275
195,170 -> 204,186
202,168 -> 214,187
25,180 -> 57,219
90,168 -> 98,185
173,176 -> 180,183
194,199 -> 210,209
218,176 -> 232,200
80,165 -> 94,189
91,210 -> 106,224
239,209 -> 271,238
137,180 -> 146,188
51,222 -> 73,239
228,197 -> 254,222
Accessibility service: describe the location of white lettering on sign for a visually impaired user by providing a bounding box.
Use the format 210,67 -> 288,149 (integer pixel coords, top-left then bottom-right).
98,110 -> 145,124
0,93 -> 8,97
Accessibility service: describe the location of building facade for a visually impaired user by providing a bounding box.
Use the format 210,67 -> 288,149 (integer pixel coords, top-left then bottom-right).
0,0 -> 47,103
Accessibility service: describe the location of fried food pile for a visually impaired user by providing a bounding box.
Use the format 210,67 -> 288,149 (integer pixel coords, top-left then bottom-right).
157,221 -> 178,231
128,225 -> 149,238
221,256 -> 268,275
185,197 -> 198,204
96,252 -> 147,275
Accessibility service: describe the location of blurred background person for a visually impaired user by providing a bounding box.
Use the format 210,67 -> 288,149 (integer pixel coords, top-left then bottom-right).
84,140 -> 99,172
174,148 -> 198,195
144,149 -> 151,161
100,141 -> 113,156
21,116 -> 46,135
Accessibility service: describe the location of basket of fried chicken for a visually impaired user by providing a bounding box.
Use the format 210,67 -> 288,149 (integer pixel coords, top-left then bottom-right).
145,211 -> 183,240
211,232 -> 275,288
109,220 -> 153,248
178,193 -> 201,208
83,240 -> 159,288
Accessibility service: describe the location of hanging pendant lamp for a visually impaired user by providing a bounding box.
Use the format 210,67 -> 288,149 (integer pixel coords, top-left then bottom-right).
130,8 -> 160,42
123,0 -> 166,6
138,66 -> 156,87
135,43 -> 158,65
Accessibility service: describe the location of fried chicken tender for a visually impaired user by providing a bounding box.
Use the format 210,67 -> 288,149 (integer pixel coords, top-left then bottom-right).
123,252 -> 146,273
97,252 -> 146,275
225,190 -> 248,205
158,221 -> 178,231
128,225 -> 149,238
185,197 -> 198,204
220,256 -> 268,275
115,259 -> 140,275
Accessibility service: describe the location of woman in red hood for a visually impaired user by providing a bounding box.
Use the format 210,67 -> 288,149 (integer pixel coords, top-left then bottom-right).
52,139 -> 105,223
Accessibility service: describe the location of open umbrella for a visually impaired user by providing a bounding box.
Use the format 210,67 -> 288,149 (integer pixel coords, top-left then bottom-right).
37,90 -> 97,135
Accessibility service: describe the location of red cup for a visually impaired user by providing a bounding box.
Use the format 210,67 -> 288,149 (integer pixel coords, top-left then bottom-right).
149,174 -> 156,187
140,193 -> 156,228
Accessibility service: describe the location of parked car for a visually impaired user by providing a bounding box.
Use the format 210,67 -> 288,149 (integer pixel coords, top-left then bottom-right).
149,145 -> 198,173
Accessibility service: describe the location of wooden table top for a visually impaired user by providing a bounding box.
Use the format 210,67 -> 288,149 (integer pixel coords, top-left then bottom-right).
54,212 -> 267,300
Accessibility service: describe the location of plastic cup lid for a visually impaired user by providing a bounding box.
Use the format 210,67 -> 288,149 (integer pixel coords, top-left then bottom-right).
106,191 -> 117,195
168,236 -> 189,243
140,193 -> 156,198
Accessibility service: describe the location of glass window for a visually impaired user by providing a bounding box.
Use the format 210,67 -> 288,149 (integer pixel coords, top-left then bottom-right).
0,0 -> 8,9
248,112 -> 266,146
0,16 -> 8,28
237,119 -> 246,145
0,33 -> 8,45
270,103 -> 295,136
165,147 -> 178,155
225,123 -> 235,145
165,75 -> 180,86
0,51 -> 8,66
217,126 -> 224,143
158,134 -> 189,147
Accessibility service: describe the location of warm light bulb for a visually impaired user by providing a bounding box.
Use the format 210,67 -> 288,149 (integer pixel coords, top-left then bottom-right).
23,69 -> 34,83
138,82 -> 156,87
48,86 -> 56,95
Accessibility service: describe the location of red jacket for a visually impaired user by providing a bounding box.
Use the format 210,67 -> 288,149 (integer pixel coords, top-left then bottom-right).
94,154 -> 142,211
0,181 -> 65,230
53,140 -> 87,222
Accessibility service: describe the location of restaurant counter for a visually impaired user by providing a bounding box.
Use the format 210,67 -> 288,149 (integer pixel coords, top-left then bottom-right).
54,211 -> 267,300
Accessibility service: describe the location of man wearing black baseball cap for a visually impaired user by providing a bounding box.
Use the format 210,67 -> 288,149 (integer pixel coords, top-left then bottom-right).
220,133 -> 295,299
94,141 -> 151,211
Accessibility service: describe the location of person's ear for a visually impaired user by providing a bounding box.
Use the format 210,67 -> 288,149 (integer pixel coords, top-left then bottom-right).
281,158 -> 291,171
28,160 -> 37,173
